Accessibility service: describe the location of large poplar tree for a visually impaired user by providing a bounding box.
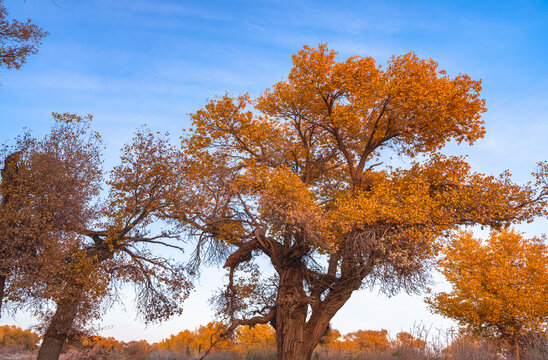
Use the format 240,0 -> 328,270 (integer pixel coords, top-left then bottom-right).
179,44 -> 547,360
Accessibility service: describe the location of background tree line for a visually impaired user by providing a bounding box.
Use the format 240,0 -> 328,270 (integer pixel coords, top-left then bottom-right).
2,322 -> 547,360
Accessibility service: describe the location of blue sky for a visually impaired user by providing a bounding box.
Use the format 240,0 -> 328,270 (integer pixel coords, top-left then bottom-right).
1,0 -> 547,343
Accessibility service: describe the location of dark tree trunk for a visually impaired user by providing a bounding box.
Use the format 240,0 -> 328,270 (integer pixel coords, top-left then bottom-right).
0,152 -> 21,317
0,274 -> 5,315
275,266 -> 311,360
37,336 -> 66,360
274,263 -> 363,360
36,246 -> 112,360
37,298 -> 80,360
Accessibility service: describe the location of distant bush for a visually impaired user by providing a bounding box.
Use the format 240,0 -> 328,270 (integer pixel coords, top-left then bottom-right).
0,325 -> 40,351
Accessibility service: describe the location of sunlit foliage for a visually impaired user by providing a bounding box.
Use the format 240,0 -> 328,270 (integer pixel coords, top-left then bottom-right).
394,331 -> 427,349
343,330 -> 391,352
156,322 -> 275,357
427,230 -> 548,359
0,325 -> 40,350
180,44 -> 547,359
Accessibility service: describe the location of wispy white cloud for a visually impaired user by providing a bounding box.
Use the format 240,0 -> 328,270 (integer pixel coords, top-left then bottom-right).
122,0 -> 231,21
7,64 -> 251,96
13,72 -> 103,91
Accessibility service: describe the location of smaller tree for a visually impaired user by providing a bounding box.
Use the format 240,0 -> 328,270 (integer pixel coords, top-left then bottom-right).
394,331 -> 426,349
194,322 -> 236,356
0,0 -> 47,70
236,324 -> 276,352
427,230 -> 548,360
0,325 -> 40,350
1,114 -> 195,360
156,329 -> 196,354
344,329 -> 391,353
34,123 -> 195,360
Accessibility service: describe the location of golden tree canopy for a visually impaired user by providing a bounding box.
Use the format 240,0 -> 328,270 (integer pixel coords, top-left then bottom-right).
184,44 -> 544,290
180,44 -> 547,360
427,230 -> 548,343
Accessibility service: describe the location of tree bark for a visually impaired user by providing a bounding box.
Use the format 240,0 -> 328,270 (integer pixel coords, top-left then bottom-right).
36,336 -> 66,360
37,298 -> 81,360
306,286 -> 357,347
272,256 -> 365,360
275,266 -> 312,360
0,274 -> 5,315
36,244 -> 113,359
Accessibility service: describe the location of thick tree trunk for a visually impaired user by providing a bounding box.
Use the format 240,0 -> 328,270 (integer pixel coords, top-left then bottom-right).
276,266 -> 311,360
274,263 -> 363,360
37,298 -> 81,360
36,246 -> 112,360
36,336 -> 66,360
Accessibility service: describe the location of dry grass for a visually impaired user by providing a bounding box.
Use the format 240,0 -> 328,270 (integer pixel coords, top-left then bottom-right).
1,331 -> 546,359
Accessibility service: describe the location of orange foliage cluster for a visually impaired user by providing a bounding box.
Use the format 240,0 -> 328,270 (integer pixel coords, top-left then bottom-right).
0,325 -> 40,350
156,322 -> 275,356
67,335 -> 124,354
0,0 -> 47,70
427,229 -> 548,358
38,334 -> 152,359
155,323 -> 426,357
319,329 -> 425,354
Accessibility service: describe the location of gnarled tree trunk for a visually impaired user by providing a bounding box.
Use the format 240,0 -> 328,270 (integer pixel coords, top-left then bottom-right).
228,233 -> 368,360
37,297 -> 81,360
37,246 -> 111,360
275,266 -> 310,360
273,264 -> 364,360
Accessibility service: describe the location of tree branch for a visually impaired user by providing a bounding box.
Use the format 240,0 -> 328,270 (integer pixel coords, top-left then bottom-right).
198,311 -> 275,360
223,239 -> 259,269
